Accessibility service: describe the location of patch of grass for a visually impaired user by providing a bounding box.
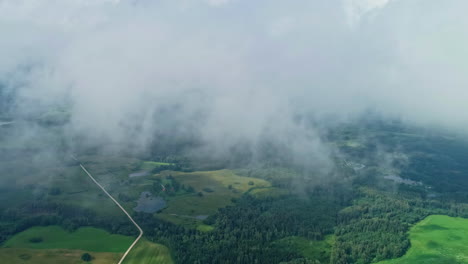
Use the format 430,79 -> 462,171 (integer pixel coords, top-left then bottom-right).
248,187 -> 289,198
122,238 -> 174,264
3,226 -> 134,253
197,224 -> 214,232
29,237 -> 43,243
140,161 -> 174,171
378,215 -> 468,264
45,166 -> 127,217
155,170 -> 271,227
273,235 -> 334,263
162,169 -> 270,194
0,248 -> 122,264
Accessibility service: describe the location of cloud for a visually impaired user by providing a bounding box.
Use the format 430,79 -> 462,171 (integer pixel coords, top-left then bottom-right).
344,0 -> 394,26
2,0 -> 468,164
205,0 -> 232,6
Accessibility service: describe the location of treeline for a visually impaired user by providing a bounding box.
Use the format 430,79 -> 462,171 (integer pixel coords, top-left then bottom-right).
135,194 -> 340,264
331,187 -> 468,264
0,201 -> 137,245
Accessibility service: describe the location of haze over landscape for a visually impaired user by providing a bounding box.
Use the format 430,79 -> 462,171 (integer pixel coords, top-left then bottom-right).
3,0 -> 468,148
2,1 -> 468,264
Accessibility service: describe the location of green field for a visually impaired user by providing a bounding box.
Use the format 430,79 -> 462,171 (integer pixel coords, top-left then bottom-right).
0,248 -> 122,264
196,224 -> 215,232
2,226 -> 174,264
156,170 -> 271,227
3,226 -> 134,252
378,215 -> 468,264
122,238 -> 174,264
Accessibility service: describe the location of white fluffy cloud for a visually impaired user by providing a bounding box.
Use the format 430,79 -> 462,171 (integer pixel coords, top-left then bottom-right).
344,0 -> 393,26
2,0 -> 468,154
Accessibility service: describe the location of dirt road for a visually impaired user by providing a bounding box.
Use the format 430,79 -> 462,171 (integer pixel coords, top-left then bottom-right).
73,156 -> 143,264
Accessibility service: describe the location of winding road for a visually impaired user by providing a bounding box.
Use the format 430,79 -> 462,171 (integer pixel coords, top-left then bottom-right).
72,156 -> 144,264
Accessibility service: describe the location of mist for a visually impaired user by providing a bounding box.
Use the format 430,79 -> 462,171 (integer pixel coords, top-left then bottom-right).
2,0 -> 468,169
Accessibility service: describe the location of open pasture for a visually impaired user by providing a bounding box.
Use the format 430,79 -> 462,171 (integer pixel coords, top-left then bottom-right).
378,215 -> 468,264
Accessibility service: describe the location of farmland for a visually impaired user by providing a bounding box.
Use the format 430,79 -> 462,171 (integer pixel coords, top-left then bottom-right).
0,248 -> 122,264
122,238 -> 173,264
3,226 -> 134,252
378,215 -> 468,264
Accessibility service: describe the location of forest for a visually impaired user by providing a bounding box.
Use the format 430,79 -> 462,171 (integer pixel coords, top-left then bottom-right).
3,119 -> 468,263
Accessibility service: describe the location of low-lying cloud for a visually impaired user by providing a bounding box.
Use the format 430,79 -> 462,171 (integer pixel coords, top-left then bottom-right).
2,0 -> 468,164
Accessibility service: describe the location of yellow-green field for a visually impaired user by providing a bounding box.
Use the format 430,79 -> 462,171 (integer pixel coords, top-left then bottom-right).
0,226 -> 131,264
156,170 -> 271,227
0,248 -> 122,264
1,226 -> 174,264
3,226 -> 134,252
122,238 -> 174,264
196,224 -> 215,232
378,215 -> 468,264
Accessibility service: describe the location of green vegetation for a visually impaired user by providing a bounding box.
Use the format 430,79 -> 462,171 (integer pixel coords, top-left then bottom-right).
330,187 -> 468,264
247,187 -> 289,198
378,215 -> 468,264
81,252 -> 92,262
0,248 -> 122,264
196,224 -> 214,232
122,238 -> 174,264
273,235 -> 335,263
5,118 -> 468,264
3,226 -> 134,252
135,193 -> 340,263
155,170 -> 271,227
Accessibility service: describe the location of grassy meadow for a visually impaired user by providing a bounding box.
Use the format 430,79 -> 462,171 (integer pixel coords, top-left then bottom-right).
155,169 -> 271,227
122,238 -> 174,264
378,215 -> 468,264
3,226 -> 134,252
2,226 -> 175,264
0,248 -> 122,264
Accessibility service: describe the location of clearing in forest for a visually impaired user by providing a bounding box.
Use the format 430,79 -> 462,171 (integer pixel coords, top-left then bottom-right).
378,215 -> 468,264
155,169 -> 271,227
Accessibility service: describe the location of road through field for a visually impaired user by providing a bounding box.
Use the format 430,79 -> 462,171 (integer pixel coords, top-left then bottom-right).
72,156 -> 144,264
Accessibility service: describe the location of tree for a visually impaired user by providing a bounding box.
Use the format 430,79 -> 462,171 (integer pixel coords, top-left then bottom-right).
187,186 -> 195,193
81,253 -> 92,262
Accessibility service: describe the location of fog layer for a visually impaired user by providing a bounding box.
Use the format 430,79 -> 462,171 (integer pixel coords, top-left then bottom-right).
1,0 -> 468,160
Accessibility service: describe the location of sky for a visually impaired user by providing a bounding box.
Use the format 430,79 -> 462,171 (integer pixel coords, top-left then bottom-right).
1,0 -> 468,161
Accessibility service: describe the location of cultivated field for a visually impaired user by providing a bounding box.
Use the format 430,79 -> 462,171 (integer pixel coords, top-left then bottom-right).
3,226 -> 134,252
122,238 -> 173,264
0,248 -> 122,264
378,215 -> 468,264
0,226 -> 133,264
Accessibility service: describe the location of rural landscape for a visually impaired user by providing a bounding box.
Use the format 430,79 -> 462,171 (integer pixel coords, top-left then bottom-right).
4,113 -> 468,263
3,0 -> 468,263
